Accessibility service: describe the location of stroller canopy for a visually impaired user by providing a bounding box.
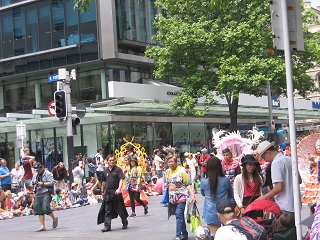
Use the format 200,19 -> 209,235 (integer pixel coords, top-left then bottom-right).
243,199 -> 281,216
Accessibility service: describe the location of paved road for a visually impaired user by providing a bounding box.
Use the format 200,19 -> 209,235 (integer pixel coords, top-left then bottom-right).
0,193 -> 311,240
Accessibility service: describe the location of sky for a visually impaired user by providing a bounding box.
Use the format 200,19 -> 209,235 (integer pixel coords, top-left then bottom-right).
309,0 -> 319,7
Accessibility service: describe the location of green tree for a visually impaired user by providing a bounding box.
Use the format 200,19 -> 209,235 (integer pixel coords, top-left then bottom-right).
73,0 -> 92,12
145,0 -> 320,131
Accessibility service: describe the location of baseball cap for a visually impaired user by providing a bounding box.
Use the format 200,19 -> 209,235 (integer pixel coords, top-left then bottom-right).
34,162 -> 43,170
201,148 -> 207,152
216,199 -> 235,214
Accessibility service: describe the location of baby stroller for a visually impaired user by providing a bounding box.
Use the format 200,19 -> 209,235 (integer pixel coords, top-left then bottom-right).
243,199 -> 297,240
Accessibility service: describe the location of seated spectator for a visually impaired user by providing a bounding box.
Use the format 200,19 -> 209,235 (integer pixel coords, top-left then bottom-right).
86,181 -> 99,204
5,190 -> 14,212
26,184 -> 34,194
10,193 -> 26,217
0,190 -> 13,219
52,189 -> 63,211
70,182 -> 88,206
22,192 -> 34,215
151,176 -> 163,195
145,177 -> 160,196
60,189 -> 72,209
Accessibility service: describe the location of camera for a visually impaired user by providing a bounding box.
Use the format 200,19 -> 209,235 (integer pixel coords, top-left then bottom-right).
32,181 -> 38,186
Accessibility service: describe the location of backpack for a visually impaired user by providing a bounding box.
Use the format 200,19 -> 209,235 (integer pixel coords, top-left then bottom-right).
228,216 -> 268,240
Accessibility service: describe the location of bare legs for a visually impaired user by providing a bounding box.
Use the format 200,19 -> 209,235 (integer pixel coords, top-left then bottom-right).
37,212 -> 57,231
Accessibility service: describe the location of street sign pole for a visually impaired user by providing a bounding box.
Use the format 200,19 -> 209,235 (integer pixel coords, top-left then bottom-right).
58,68 -> 76,184
280,1 -> 302,239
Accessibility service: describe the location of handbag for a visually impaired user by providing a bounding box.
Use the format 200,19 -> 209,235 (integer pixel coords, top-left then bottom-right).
235,195 -> 255,218
161,188 -> 169,204
189,202 -> 202,232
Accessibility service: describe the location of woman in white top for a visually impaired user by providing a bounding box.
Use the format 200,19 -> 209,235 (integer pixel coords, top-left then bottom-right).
72,160 -> 84,184
234,154 -> 263,218
11,164 -> 24,190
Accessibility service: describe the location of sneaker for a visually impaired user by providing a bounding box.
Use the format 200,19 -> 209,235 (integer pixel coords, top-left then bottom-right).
129,213 -> 136,218
144,205 -> 149,215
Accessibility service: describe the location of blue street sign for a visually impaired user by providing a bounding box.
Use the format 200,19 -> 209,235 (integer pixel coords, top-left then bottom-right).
48,74 -> 59,82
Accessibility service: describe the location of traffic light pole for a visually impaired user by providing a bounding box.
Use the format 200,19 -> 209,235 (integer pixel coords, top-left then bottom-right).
65,78 -> 74,184
58,68 -> 75,185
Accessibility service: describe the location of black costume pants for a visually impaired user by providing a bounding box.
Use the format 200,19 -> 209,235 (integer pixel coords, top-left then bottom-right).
104,198 -> 128,228
129,190 -> 146,213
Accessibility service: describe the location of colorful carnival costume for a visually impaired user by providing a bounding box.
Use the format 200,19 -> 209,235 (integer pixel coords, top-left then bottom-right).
302,146 -> 320,204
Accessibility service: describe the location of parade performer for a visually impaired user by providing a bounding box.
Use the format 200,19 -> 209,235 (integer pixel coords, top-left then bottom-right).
302,143 -> 320,204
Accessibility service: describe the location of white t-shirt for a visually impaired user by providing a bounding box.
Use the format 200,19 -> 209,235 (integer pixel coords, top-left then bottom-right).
271,153 -> 295,212
95,153 -> 104,172
215,225 -> 248,240
154,155 -> 163,170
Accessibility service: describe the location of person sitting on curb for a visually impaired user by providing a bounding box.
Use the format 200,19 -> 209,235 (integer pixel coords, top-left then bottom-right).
214,199 -> 247,240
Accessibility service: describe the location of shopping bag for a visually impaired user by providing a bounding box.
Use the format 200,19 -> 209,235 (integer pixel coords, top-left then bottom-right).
161,188 -> 169,204
189,202 -> 202,232
190,215 -> 202,232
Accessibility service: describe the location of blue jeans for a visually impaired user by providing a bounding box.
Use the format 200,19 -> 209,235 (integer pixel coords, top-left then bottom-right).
156,170 -> 163,178
172,202 -> 188,238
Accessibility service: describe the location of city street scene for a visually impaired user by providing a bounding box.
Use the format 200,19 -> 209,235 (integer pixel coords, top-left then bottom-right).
0,0 -> 320,240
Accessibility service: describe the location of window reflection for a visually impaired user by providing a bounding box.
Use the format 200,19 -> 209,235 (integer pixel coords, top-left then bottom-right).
13,7 -> 25,56
26,5 -> 38,53
38,1 -> 51,51
52,0 -> 65,48
2,11 -> 13,58
3,81 -> 27,112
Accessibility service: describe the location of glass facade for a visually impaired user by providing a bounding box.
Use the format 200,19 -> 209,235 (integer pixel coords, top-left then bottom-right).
0,0 -> 98,77
116,0 -> 161,55
0,0 -> 97,58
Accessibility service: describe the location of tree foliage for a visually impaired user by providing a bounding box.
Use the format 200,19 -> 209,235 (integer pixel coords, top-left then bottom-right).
73,0 -> 92,12
145,0 -> 320,131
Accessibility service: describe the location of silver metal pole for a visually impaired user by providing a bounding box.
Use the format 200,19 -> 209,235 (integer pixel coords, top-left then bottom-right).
280,0 -> 302,239
266,82 -> 275,141
64,73 -> 74,184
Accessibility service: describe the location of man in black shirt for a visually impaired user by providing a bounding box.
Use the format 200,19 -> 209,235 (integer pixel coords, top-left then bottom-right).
97,155 -> 128,232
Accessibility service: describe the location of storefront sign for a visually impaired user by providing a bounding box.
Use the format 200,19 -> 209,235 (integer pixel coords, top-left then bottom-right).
167,91 -> 180,96
312,101 -> 320,109
272,96 -> 280,107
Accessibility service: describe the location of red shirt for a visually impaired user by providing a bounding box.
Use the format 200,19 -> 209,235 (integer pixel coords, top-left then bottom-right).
22,161 -> 33,180
243,180 -> 260,198
199,154 -> 210,172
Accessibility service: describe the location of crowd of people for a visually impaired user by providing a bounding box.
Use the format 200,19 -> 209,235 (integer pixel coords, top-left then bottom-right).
0,141 -> 318,239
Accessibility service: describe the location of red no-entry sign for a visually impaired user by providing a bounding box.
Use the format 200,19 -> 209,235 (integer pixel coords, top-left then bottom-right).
48,101 -> 56,116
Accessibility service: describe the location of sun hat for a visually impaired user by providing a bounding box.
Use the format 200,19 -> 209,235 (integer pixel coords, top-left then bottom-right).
256,141 -> 275,156
216,199 -> 235,214
241,154 -> 261,172
71,182 -> 78,187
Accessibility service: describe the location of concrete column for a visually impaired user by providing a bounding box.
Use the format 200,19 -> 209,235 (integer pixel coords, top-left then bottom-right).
101,70 -> 107,99
0,86 -> 4,110
35,83 -> 41,108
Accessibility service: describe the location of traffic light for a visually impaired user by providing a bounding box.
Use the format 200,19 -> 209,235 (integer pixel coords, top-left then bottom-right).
54,91 -> 67,118
72,117 -> 80,135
